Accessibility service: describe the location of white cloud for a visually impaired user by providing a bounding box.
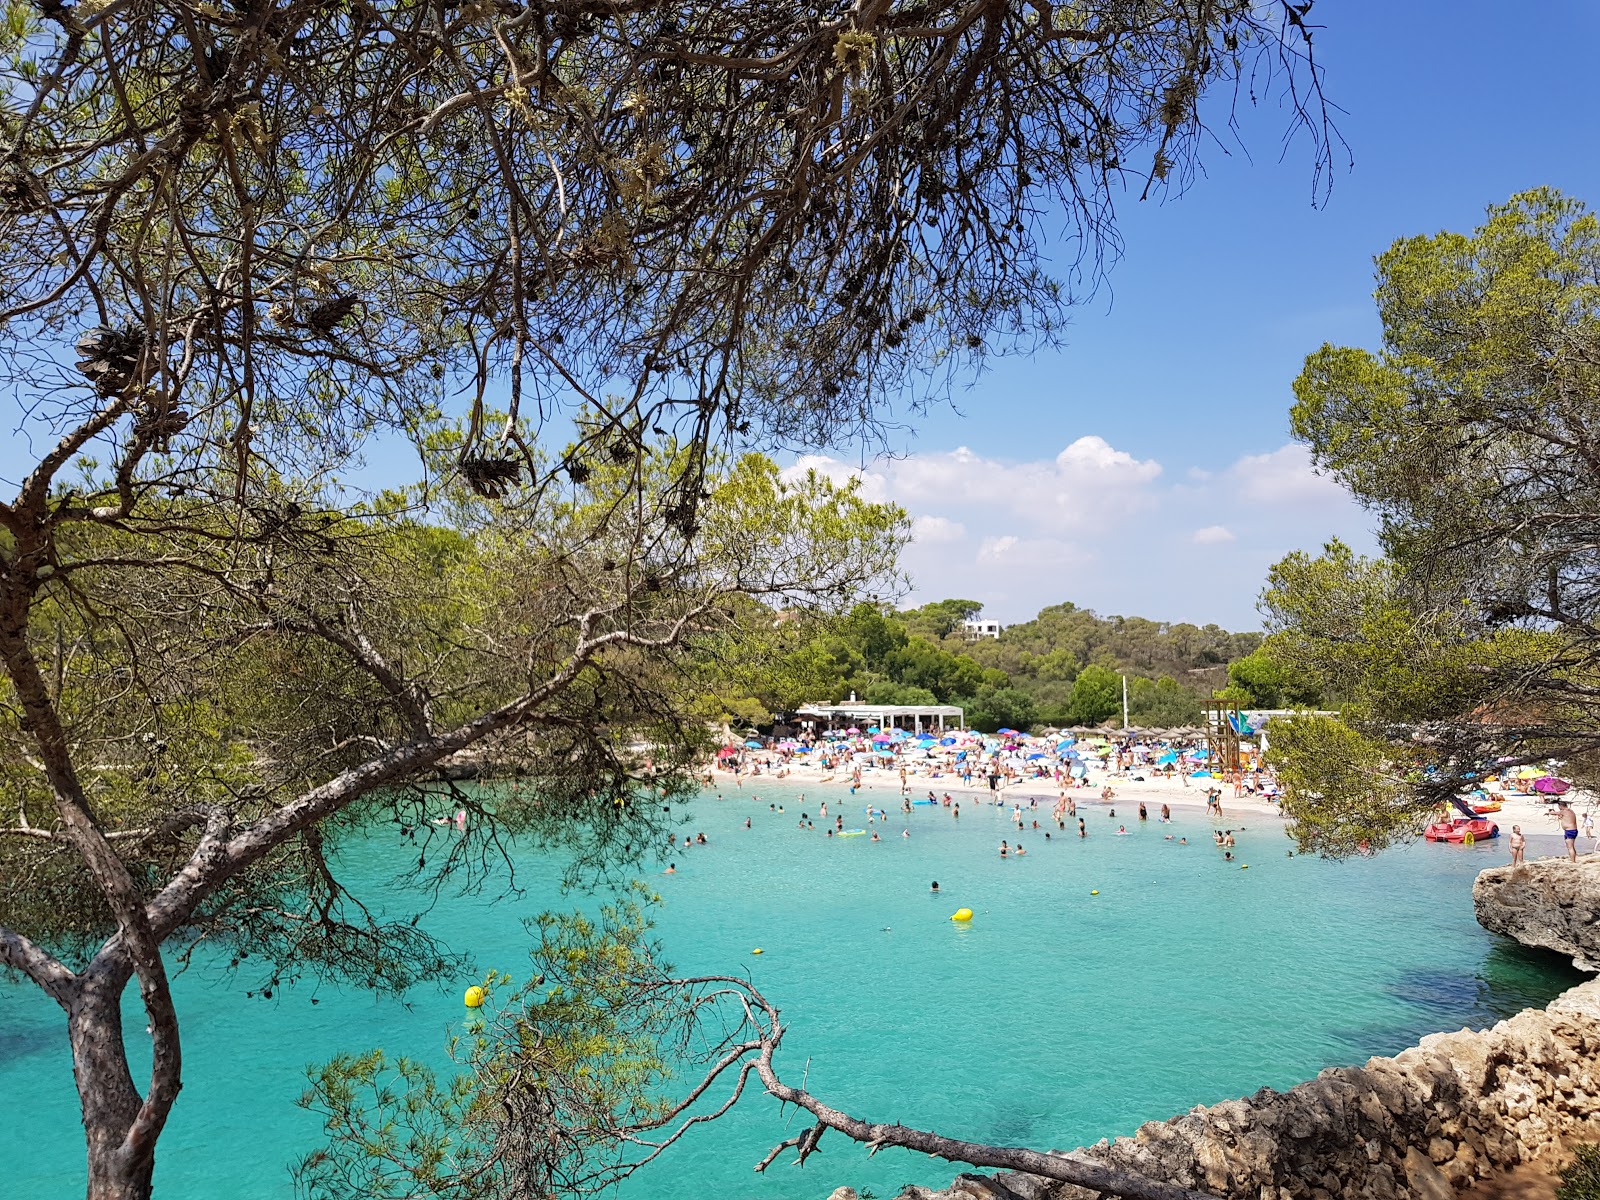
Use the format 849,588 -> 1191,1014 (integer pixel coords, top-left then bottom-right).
976,535 -> 1092,568
781,432 -> 1378,630
910,514 -> 966,545
1227,443 -> 1349,508
779,455 -> 889,503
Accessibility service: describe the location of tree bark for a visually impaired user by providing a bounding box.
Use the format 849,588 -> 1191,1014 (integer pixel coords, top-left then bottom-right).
70,964 -> 158,1200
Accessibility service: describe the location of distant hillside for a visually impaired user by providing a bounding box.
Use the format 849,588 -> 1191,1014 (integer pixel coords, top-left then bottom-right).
773,599 -> 1263,732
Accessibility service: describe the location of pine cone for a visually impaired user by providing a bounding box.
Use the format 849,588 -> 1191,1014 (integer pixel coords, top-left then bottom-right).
306,295 -> 360,335
75,325 -> 149,397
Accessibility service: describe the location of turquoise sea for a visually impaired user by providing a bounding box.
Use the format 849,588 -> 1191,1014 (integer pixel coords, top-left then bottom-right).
1,783 -> 1583,1199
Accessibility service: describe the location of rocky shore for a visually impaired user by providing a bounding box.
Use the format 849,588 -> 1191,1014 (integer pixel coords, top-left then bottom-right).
1474,855 -> 1600,973
830,857 -> 1600,1200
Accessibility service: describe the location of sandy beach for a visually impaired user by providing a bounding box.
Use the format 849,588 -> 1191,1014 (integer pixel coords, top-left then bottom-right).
712,751 -> 1600,859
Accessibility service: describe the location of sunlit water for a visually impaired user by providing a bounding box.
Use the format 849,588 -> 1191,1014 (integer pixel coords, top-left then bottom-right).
1,783 -> 1583,1199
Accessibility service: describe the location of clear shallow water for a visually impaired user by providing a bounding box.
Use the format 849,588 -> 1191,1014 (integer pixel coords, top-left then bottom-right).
1,784 -> 1583,1199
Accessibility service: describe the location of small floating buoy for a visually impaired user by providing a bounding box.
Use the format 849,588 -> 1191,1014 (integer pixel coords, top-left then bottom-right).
752,948 -> 764,955
950,908 -> 973,921
1090,890 -> 1100,895
463,986 -> 485,1008
1240,865 -> 1249,870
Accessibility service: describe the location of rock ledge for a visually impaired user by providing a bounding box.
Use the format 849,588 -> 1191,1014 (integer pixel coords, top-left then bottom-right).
1473,854 -> 1600,973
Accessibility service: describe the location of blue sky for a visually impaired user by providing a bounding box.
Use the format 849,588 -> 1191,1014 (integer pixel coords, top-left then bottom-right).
793,0 -> 1600,630
9,3 -> 1597,632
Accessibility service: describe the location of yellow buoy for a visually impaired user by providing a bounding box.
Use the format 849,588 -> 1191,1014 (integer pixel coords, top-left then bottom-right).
463,985 -> 485,1008
752,948 -> 764,955
950,908 -> 973,922
1090,890 -> 1100,895
1463,831 -> 1475,846
1240,865 -> 1249,870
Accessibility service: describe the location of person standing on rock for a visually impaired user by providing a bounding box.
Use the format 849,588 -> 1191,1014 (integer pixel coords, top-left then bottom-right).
1558,800 -> 1579,860
1509,824 -> 1526,868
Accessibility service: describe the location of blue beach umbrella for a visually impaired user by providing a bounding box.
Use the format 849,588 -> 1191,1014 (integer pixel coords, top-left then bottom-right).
1156,750 -> 1178,764
939,736 -> 957,746
1027,752 -> 1046,760
744,739 -> 762,749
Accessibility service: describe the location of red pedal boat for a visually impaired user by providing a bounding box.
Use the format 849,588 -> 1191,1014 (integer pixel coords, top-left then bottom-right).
1424,817 -> 1499,843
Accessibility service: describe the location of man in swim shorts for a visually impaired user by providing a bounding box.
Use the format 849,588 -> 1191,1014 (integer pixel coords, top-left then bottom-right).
1558,800 -> 1579,860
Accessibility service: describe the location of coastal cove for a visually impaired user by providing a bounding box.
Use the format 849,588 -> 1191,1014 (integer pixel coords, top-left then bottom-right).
0,783 -> 1584,1199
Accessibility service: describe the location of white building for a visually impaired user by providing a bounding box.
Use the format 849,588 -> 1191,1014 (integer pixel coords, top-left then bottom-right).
962,618 -> 1002,639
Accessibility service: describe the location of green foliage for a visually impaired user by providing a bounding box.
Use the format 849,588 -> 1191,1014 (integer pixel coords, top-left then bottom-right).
1269,188 -> 1600,853
1226,649 -> 1320,709
899,599 -> 984,640
1558,1144 -> 1600,1200
298,894 -> 683,1199
1126,675 -> 1202,727
1266,714 -> 1408,856
963,685 -> 1038,734
1066,664 -> 1122,725
762,597 -> 1255,732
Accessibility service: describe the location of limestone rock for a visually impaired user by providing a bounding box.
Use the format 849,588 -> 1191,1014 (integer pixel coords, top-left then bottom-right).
1473,855 -> 1600,971
825,1188 -> 860,1200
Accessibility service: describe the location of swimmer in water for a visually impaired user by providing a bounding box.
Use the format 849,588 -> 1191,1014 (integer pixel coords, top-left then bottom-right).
902,828 -> 910,838
745,817 -> 751,828
665,863 -> 676,874
871,831 -> 880,842
1179,837 -> 1188,844
999,840 -> 1009,858
1078,818 -> 1086,838
1015,842 -> 1026,856
1116,825 -> 1128,835
931,880 -> 940,892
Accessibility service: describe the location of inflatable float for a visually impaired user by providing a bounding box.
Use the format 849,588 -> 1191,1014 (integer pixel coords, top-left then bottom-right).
838,829 -> 867,837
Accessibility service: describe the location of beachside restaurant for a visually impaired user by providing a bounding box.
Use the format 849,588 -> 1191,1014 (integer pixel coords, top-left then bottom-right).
795,701 -> 965,735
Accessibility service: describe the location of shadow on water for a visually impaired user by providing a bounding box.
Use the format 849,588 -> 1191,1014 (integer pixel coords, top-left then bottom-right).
0,1019 -> 64,1067
1335,941 -> 1589,1058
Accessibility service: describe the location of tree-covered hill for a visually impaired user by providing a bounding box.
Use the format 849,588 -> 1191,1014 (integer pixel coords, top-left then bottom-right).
706,598 -> 1267,733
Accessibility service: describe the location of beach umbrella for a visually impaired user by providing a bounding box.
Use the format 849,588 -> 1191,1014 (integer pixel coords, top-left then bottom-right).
1155,750 -> 1178,764
867,726 -> 881,734
939,736 -> 957,746
890,729 -> 910,741
1513,766 -> 1542,779
871,732 -> 892,744
716,747 -> 738,759
1026,752 -> 1046,760
743,739 -> 763,749
1189,749 -> 1210,760
875,748 -> 895,757
793,745 -> 811,753
1190,770 -> 1212,778
1533,776 -> 1571,795
845,727 -> 861,735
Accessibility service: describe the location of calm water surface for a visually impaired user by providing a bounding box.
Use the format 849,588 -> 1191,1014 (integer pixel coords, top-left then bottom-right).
0,784 -> 1583,1198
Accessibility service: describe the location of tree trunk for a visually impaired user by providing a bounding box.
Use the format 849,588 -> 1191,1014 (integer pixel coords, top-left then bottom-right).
70,970 -> 156,1200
